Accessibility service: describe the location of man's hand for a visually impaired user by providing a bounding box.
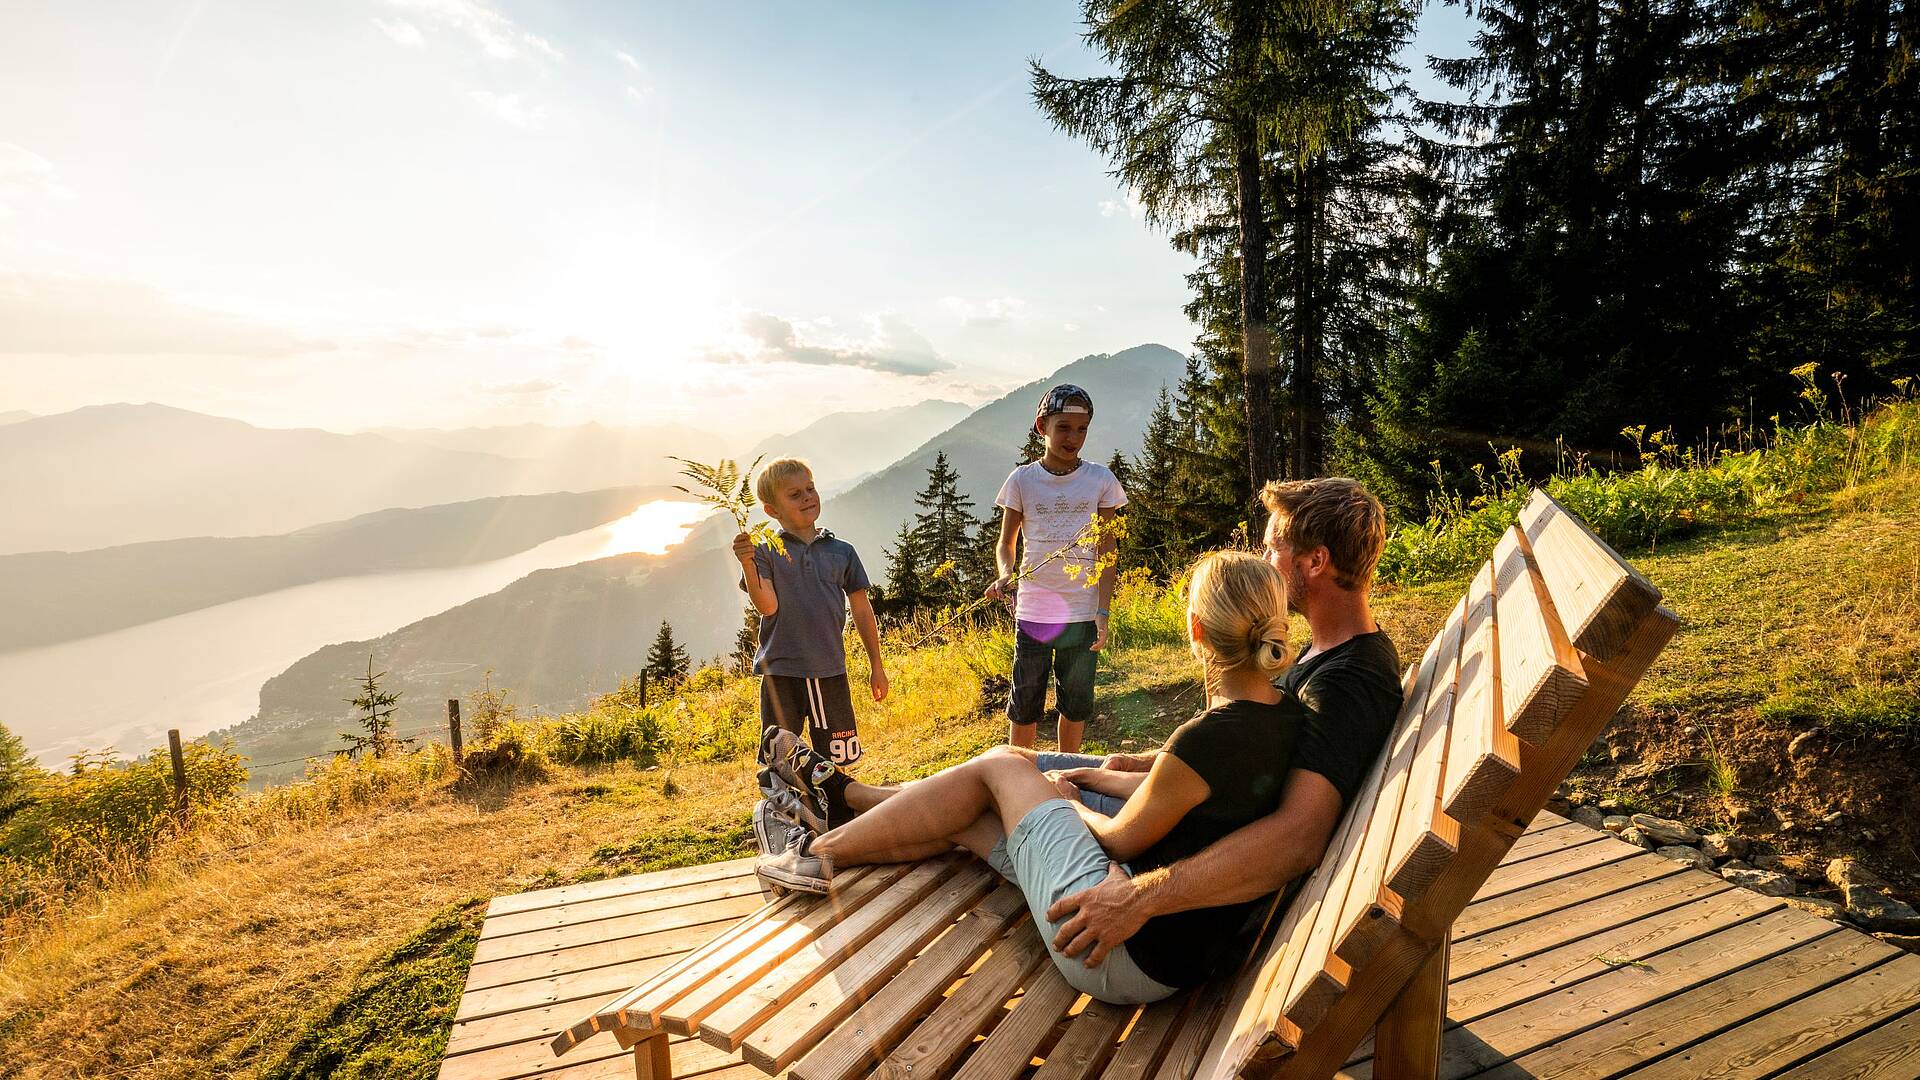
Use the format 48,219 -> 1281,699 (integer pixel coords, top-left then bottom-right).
731,530 -> 755,565
869,668 -> 889,702
1042,769 -> 1081,801
1090,613 -> 1109,652
1101,750 -> 1157,772
1046,862 -> 1147,968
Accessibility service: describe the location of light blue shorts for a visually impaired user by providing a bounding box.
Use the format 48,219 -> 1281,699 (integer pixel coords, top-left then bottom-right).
1033,752 -> 1129,817
984,798 -> 1179,1004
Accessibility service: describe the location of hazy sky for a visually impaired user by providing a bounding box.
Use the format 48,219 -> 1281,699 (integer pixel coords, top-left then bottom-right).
0,1 -> 1467,435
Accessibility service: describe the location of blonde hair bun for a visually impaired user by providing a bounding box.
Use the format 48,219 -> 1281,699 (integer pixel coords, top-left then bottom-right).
1187,551 -> 1293,679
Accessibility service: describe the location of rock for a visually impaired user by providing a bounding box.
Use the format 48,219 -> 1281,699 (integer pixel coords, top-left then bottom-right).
1862,829 -> 1878,842
1603,815 -> 1630,834
1572,806 -> 1607,830
1699,833 -> 1750,862
1731,805 -> 1766,826
1722,867 -> 1798,896
1546,796 -> 1572,815
1631,813 -> 1701,846
1752,852 -> 1784,871
1609,744 -> 1640,764
1782,896 -> 1847,920
1876,933 -> 1920,955
1787,730 -> 1818,760
1656,845 -> 1715,871
1597,796 -> 1621,813
1828,858 -> 1920,933
1681,724 -> 1697,735
1721,859 -> 1753,872
1620,826 -> 1656,850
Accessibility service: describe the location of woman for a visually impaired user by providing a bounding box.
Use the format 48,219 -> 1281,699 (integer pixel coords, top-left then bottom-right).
756,551 -> 1308,1003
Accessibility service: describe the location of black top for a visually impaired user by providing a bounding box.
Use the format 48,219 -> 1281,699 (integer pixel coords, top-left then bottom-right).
1124,697 -> 1306,988
1280,630 -> 1404,808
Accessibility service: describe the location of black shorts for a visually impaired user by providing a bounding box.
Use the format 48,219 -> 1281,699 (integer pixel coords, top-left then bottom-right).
759,673 -> 863,768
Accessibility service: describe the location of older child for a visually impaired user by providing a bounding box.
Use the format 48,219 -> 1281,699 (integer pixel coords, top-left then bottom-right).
758,551 -> 1305,1003
984,384 -> 1127,752
736,458 -> 885,840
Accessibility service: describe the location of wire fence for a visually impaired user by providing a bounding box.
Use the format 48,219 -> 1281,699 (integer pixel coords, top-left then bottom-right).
244,722 -> 448,771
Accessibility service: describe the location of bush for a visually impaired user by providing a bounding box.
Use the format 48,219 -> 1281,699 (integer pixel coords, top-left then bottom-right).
1107,567 -> 1188,650
0,742 -> 248,876
546,709 -> 659,766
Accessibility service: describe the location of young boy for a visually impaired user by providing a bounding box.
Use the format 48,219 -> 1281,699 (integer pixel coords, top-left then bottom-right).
736,458 -> 885,839
983,384 -> 1127,753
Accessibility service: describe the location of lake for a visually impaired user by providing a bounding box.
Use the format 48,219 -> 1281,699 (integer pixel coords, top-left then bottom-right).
1,499 -> 712,766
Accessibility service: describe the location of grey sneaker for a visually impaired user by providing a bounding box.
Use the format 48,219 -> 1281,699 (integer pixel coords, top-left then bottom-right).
753,789 -> 816,857
755,830 -> 833,895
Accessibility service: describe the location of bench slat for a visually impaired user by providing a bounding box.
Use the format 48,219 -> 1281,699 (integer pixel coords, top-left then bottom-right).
1097,994 -> 1190,1080
1493,526 -> 1589,743
785,884 -> 1030,1080
1382,596 -> 1467,905
951,962 -> 1082,1080
698,857 -> 967,1050
736,864 -> 1000,1073
1033,998 -> 1134,1080
1439,560 -> 1520,825
870,924 -> 1052,1080
1518,490 -> 1662,661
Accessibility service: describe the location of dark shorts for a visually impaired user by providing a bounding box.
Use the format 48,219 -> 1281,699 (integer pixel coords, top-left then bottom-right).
759,673 -> 862,768
1009,619 -> 1098,728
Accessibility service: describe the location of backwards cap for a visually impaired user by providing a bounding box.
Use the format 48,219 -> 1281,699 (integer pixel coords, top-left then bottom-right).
1035,384 -> 1093,430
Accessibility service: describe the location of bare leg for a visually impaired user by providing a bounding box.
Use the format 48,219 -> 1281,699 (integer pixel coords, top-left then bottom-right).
1057,716 -> 1085,754
814,751 -> 1058,870
843,748 -> 1041,814
853,812 -> 1005,865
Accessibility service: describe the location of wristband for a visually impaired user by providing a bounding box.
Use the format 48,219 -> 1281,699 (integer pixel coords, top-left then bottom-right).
1096,607 -> 1111,618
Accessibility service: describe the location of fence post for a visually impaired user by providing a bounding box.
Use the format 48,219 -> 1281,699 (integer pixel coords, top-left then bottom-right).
167,729 -> 188,816
447,698 -> 464,764
640,670 -> 648,708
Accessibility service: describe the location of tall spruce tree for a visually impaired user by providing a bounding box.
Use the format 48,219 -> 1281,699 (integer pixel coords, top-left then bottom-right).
732,605 -> 760,676
1020,429 -> 1047,464
0,720 -> 42,826
340,657 -> 410,759
911,451 -> 976,608
880,522 -> 927,617
645,620 -> 691,689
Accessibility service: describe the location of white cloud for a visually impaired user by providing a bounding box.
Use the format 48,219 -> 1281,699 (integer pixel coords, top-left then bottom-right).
382,0 -> 562,63
1099,190 -> 1147,220
371,18 -> 426,49
1062,322 -> 1080,332
625,84 -> 652,105
940,295 -> 1027,327
615,50 -> 641,71
0,272 -> 317,356
482,377 -> 564,395
470,90 -> 546,129
709,311 -> 953,377
0,143 -> 66,222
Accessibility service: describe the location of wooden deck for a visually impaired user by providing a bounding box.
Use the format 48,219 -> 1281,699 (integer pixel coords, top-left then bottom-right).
439,812 -> 1920,1080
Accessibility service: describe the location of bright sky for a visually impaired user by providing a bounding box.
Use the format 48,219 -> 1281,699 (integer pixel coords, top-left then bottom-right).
0,1 -> 1470,435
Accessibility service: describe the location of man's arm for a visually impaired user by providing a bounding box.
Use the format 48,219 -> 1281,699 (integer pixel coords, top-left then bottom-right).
1045,768 -> 1345,966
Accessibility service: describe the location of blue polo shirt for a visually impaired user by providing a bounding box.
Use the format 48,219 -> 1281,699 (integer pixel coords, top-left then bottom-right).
745,527 -> 871,678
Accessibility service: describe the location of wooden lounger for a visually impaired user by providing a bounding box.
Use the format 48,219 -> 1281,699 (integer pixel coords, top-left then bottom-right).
551,489 -> 1678,1079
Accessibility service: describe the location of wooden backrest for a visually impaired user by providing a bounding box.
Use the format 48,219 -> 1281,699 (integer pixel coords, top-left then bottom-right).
1192,489 -> 1673,1080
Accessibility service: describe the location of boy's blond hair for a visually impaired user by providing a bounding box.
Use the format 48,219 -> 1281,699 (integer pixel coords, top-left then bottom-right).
1187,550 -> 1292,679
1259,477 -> 1387,592
755,457 -> 813,511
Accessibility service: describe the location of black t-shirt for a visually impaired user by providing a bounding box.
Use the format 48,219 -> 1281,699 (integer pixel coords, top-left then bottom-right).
1124,696 -> 1306,988
1280,630 -> 1404,808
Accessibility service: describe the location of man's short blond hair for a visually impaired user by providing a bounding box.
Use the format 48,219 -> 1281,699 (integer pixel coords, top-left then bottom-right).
1260,477 -> 1387,592
755,458 -> 813,510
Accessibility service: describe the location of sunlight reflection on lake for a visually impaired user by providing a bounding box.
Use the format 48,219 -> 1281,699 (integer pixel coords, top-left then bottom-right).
1,499 -> 712,766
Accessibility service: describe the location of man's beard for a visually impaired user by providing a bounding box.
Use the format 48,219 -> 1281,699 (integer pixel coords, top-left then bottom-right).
1286,566 -> 1308,613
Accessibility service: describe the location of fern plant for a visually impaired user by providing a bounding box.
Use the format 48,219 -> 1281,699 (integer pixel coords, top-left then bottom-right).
669,455 -> 785,555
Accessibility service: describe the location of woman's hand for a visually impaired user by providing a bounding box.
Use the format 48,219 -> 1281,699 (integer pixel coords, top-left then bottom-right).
1060,767 -> 1149,799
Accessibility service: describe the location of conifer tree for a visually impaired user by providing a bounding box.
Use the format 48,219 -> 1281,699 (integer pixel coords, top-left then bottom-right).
963,504 -> 1008,600
1020,429 -> 1046,464
1120,387 -> 1184,576
340,657 -> 411,759
910,451 -> 976,608
645,621 -> 691,689
880,522 -> 927,617
1106,449 -> 1133,490
0,720 -> 42,826
733,605 -> 760,675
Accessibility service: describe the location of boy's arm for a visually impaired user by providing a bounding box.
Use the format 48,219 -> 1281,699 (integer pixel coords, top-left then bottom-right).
735,533 -> 778,616
847,589 -> 887,701
986,508 -> 1023,598
1091,505 -> 1119,650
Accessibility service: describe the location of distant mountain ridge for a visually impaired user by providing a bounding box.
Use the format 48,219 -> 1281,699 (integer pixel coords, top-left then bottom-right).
0,487 -> 665,652
0,410 -> 32,426
747,400 -> 972,490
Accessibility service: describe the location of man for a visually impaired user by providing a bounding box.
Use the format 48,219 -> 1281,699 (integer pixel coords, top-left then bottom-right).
1042,477 -> 1402,967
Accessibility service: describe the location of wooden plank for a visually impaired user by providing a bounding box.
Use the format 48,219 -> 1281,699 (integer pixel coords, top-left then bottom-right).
1451,847 -> 1687,940
1623,952 -> 1920,1079
467,898 -> 764,991
869,924 -> 1052,1080
1450,863 -> 1735,980
658,864 -> 908,1035
1154,975 -> 1238,1080
1483,926 -> 1896,1079
1771,998 -> 1920,1080
1382,597 -> 1468,905
951,963 -> 1082,1080
634,1032 -> 672,1080
1492,526 -> 1588,744
1370,940 -> 1445,1080
454,953 -> 680,1041
484,885 -> 776,967
1518,489 -> 1662,661
485,875 -> 766,938
1428,908 -> 1839,1077
698,857 -> 970,1050
1329,641 -> 1444,971
1438,560 -> 1520,826
443,1029 -> 735,1080
741,865 -> 1002,1073
1098,996 -> 1189,1080
487,860 -> 756,918
1493,820 -> 1585,863
1466,832 -> 1641,906
1447,886 -> 1784,1023
787,886 -> 1030,1080
1032,998 -> 1133,1080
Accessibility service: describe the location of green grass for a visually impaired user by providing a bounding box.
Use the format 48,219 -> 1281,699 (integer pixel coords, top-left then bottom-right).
260,898 -> 486,1080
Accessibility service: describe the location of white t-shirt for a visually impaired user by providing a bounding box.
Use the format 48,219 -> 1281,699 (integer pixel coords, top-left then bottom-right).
996,460 -> 1128,624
